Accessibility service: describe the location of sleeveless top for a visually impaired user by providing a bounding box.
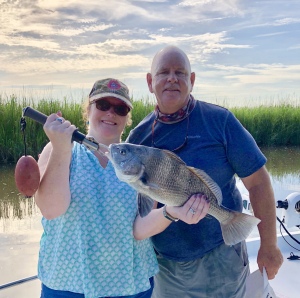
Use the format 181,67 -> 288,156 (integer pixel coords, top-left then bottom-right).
38,143 -> 158,298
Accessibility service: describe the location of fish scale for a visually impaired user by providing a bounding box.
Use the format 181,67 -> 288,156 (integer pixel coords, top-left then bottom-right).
147,154 -> 216,207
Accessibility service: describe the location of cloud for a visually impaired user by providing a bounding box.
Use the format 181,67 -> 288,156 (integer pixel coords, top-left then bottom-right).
273,18 -> 300,26
255,31 -> 287,38
227,64 -> 300,85
0,0 -> 299,104
37,0 -> 150,21
178,0 -> 244,15
289,45 -> 300,50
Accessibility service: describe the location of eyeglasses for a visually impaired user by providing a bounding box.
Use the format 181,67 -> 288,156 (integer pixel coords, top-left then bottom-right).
151,116 -> 189,152
93,99 -> 130,116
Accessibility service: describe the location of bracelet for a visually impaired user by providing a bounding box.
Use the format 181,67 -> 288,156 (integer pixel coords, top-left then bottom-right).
162,205 -> 179,222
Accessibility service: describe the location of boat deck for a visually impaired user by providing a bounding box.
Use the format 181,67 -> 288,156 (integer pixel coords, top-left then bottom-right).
1,232 -> 299,298
247,231 -> 300,298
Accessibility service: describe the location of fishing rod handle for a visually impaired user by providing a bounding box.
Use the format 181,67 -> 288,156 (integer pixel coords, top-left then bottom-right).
22,106 -> 47,124
22,106 -> 87,144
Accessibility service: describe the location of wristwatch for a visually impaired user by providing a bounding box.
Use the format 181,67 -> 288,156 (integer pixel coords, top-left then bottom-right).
162,205 -> 179,222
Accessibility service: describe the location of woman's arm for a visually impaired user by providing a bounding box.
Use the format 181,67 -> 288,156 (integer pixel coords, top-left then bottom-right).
34,112 -> 77,220
133,194 -> 209,240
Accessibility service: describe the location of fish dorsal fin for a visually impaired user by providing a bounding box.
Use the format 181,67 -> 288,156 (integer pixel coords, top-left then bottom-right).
163,150 -> 186,165
188,167 -> 223,205
138,193 -> 155,217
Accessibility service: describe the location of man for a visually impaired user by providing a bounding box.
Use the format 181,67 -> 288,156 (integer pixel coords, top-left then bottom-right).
127,45 -> 283,297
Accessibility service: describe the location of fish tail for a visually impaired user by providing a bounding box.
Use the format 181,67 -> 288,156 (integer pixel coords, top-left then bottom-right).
220,212 -> 261,245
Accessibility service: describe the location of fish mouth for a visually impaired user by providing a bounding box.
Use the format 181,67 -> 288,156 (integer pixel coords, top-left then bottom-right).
106,143 -> 132,167
105,150 -> 133,167
105,144 -> 114,160
104,150 -> 111,160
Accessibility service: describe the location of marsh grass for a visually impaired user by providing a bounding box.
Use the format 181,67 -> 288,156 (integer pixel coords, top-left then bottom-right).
0,96 -> 86,163
1,95 -> 300,163
231,105 -> 300,146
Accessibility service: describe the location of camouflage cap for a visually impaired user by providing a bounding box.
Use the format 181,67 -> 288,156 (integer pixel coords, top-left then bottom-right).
89,78 -> 133,109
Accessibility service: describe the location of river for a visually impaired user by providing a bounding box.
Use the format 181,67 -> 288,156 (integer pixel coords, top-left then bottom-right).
0,147 -> 300,296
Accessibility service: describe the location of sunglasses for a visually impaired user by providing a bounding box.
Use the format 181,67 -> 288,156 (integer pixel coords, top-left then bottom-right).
94,99 -> 130,116
151,116 -> 189,152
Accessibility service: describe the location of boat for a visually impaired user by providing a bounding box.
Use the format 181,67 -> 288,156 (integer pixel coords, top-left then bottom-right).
1,193 -> 299,298
244,192 -> 300,298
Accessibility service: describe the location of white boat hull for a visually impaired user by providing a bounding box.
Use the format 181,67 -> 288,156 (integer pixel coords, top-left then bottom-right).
247,231 -> 300,298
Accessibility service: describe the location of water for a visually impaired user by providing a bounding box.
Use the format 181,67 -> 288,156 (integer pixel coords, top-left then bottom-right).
0,164 -> 41,297
237,147 -> 300,238
0,147 -> 300,294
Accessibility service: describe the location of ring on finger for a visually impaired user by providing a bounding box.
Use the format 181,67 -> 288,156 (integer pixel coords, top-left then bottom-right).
189,207 -> 196,215
56,117 -> 64,124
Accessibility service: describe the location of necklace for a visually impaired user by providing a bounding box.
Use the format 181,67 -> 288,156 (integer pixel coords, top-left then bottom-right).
150,95 -> 195,152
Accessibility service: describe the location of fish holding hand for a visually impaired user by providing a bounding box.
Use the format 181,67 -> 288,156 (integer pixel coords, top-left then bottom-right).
106,143 -> 261,245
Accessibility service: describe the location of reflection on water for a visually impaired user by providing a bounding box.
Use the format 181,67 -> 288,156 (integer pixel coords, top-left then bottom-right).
236,147 -> 300,238
0,164 -> 42,292
236,147 -> 300,202
263,147 -> 300,201
0,164 -> 41,233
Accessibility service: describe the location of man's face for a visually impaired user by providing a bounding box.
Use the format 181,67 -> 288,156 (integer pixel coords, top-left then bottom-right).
147,49 -> 195,114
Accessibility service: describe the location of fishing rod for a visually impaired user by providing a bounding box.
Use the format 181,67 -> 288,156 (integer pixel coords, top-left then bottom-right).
0,275 -> 38,290
22,106 -> 107,152
15,107 -> 108,198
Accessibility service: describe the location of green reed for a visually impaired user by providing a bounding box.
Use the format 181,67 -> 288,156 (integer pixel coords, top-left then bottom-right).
231,105 -> 300,146
0,95 -> 86,163
1,95 -> 300,163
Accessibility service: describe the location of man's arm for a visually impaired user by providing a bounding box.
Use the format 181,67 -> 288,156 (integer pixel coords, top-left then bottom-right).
241,165 -> 283,279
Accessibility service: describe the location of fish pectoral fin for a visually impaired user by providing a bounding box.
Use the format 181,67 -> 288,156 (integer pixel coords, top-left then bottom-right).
138,193 -> 155,217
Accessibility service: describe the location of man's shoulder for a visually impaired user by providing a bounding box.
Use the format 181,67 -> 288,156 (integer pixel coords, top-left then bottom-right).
196,99 -> 229,112
138,111 -> 155,124
193,99 -> 231,119
127,111 -> 155,142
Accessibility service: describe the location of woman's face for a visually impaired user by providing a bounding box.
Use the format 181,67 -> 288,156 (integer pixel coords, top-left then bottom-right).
87,96 -> 129,144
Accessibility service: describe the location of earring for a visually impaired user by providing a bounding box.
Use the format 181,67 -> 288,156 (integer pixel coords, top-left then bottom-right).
86,121 -> 89,125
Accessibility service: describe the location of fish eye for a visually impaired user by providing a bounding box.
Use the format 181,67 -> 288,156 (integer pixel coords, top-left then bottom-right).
120,149 -> 126,155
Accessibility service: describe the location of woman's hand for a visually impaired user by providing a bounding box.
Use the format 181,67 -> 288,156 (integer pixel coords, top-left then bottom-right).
43,111 -> 77,154
166,193 -> 210,224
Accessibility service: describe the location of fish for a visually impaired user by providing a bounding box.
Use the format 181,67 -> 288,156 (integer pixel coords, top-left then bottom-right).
106,143 -> 261,245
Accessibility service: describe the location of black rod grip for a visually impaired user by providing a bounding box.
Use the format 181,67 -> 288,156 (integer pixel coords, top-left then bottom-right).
72,130 -> 86,143
22,106 -> 86,144
23,106 -> 47,124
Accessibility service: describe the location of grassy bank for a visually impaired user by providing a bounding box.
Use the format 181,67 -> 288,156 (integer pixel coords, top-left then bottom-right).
1,95 -> 299,163
231,105 -> 300,146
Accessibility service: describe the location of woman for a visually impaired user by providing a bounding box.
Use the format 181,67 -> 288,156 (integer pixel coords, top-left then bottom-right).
35,78 -> 158,298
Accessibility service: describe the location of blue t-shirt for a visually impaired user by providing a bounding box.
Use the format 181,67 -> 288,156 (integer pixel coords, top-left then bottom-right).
38,143 -> 158,298
127,99 -> 266,261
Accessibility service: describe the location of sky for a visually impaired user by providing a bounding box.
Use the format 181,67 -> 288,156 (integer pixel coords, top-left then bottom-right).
1,0 -> 300,107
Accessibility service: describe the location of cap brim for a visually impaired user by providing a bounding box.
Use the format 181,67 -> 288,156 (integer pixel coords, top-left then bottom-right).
89,93 -> 133,109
